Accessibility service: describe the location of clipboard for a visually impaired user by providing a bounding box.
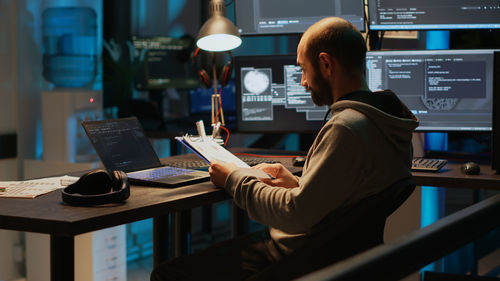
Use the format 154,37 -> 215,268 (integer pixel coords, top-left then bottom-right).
175,135 -> 272,179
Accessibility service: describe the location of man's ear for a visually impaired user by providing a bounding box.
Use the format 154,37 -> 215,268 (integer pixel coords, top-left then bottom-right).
318,52 -> 334,76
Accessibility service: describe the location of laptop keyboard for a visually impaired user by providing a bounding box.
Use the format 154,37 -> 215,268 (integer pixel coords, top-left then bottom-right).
165,160 -> 209,169
165,157 -> 281,169
131,166 -> 196,180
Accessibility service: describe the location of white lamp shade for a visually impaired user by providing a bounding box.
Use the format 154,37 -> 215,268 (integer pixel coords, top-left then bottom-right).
197,34 -> 242,52
196,16 -> 241,52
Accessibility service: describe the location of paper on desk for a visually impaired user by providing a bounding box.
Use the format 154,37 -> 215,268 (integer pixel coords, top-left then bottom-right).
0,175 -> 79,199
176,135 -> 272,179
238,168 -> 274,179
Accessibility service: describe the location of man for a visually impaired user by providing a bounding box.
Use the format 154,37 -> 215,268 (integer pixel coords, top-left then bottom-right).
151,17 -> 418,281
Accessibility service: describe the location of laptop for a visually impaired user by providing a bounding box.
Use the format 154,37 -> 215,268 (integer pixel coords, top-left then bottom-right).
82,117 -> 210,187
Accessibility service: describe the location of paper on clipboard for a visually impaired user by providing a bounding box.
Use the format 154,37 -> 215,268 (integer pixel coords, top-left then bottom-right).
175,135 -> 272,179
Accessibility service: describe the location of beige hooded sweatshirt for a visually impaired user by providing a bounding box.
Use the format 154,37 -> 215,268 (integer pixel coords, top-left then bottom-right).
225,90 -> 419,254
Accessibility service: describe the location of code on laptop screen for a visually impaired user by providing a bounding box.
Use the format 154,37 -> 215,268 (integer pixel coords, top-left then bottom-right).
82,117 -> 162,172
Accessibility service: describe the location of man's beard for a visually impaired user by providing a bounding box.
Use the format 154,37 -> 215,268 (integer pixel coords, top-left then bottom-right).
310,72 -> 333,106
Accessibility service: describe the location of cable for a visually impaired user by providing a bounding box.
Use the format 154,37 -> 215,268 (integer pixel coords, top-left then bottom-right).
363,0 -> 369,43
220,126 -> 230,146
233,152 -> 305,159
378,31 -> 385,50
363,0 -> 370,49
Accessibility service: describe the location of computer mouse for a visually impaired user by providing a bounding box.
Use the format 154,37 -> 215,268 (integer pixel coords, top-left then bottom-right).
461,162 -> 480,175
292,156 -> 306,167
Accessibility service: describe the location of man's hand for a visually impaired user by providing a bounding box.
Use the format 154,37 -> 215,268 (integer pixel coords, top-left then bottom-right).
209,161 -> 238,187
253,163 -> 299,188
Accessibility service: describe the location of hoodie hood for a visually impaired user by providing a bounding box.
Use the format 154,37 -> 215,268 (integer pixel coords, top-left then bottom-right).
330,91 -> 419,157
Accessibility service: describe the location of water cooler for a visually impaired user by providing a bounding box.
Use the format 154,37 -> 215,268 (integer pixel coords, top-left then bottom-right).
24,7 -> 126,281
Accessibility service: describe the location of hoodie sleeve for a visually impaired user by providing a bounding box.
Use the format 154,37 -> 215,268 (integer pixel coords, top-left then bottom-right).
224,121 -> 363,234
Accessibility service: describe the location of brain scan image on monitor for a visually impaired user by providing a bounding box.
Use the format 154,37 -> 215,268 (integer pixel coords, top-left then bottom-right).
242,69 -> 271,94
235,55 -> 328,132
420,97 -> 459,111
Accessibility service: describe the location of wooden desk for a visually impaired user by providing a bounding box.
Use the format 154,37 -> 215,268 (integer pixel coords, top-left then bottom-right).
3,154 -> 493,281
412,162 -> 500,275
412,162 -> 500,190
0,181 -> 229,281
0,152 -> 300,281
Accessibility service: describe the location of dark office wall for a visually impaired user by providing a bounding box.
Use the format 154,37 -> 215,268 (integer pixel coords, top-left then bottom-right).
130,0 -> 201,37
450,29 -> 500,49
103,0 -> 132,110
103,0 -> 131,45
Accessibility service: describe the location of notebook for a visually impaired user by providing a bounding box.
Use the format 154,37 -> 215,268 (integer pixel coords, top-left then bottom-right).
82,117 -> 210,188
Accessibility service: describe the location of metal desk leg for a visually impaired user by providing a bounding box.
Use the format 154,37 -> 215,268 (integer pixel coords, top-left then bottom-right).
153,214 -> 170,266
471,189 -> 482,276
50,235 -> 74,281
232,202 -> 247,237
172,210 -> 191,258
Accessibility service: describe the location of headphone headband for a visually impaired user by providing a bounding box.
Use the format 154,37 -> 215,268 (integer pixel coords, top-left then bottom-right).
191,48 -> 233,89
62,170 -> 130,206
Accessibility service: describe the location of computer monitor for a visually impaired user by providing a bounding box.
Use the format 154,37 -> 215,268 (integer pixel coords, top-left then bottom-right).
366,49 -> 499,131
492,52 -> 500,171
132,36 -> 198,90
235,55 -> 327,133
235,0 -> 365,35
367,0 -> 500,30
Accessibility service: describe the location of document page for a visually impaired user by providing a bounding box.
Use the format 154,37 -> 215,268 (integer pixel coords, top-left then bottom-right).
176,136 -> 272,179
0,175 -> 79,199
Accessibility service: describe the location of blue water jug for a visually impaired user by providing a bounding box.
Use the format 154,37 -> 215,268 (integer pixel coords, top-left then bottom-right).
42,7 -> 97,88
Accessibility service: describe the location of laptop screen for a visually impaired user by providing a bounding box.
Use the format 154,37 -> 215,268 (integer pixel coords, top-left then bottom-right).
83,117 -> 162,172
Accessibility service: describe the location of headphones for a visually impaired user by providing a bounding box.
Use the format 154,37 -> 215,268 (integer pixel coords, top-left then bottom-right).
191,47 -> 233,89
62,169 -> 130,206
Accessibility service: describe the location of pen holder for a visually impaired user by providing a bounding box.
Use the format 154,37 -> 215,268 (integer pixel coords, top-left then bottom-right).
212,136 -> 224,146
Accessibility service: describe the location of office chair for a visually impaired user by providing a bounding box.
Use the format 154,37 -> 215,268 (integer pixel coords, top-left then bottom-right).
248,177 -> 416,281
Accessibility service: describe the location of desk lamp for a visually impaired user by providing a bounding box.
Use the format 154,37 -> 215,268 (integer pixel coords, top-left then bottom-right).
197,0 -> 241,136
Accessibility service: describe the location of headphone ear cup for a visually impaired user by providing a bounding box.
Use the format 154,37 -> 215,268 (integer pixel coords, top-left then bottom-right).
76,169 -> 113,195
218,51 -> 232,87
198,69 -> 212,88
218,63 -> 232,87
111,170 -> 129,192
61,169 -> 130,205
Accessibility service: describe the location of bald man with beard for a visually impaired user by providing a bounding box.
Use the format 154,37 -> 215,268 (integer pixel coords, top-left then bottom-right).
151,17 -> 419,281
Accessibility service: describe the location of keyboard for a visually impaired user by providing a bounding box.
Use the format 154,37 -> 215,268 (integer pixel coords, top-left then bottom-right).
144,166 -> 196,180
165,156 -> 281,170
411,158 -> 447,172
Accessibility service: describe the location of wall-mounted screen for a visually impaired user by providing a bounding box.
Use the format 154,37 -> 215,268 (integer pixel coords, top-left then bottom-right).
235,55 -> 327,133
366,49 -> 498,131
235,0 -> 365,35
368,0 -> 500,30
132,36 -> 198,90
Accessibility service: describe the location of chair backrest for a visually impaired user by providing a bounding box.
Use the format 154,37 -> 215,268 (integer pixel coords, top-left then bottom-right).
248,177 -> 416,281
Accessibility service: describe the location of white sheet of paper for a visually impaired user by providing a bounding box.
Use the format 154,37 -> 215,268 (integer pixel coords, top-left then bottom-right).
177,136 -> 272,179
182,136 -> 250,167
239,168 -> 273,179
0,175 -> 79,199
